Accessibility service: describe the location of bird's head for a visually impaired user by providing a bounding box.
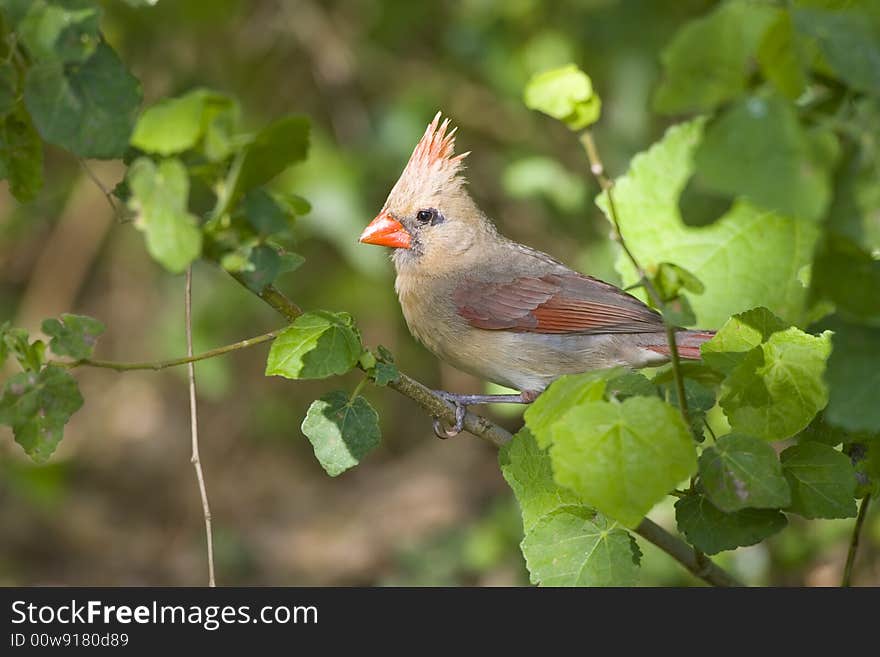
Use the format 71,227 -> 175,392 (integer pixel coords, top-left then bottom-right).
359,113 -> 494,271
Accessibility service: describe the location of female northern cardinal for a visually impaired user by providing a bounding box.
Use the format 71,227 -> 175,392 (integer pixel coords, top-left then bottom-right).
360,113 -> 713,436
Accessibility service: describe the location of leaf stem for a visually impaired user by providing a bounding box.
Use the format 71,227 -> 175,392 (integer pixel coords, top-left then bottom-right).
579,131 -> 690,428
351,375 -> 369,400
231,273 -> 742,586
841,493 -> 871,587
56,328 -> 284,372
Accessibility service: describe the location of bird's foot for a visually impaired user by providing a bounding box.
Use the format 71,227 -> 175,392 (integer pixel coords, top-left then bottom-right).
430,390 -> 540,439
432,403 -> 467,439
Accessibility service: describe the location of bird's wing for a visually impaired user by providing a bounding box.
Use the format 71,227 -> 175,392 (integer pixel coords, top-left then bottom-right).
453,272 -> 664,334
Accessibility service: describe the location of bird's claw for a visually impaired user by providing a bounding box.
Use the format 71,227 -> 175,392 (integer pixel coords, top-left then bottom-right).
432,403 -> 467,439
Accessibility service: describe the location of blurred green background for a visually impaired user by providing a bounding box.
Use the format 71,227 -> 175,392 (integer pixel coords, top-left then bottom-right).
0,0 -> 876,586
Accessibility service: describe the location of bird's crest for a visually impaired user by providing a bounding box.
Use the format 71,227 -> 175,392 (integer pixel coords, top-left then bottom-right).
385,112 -> 470,206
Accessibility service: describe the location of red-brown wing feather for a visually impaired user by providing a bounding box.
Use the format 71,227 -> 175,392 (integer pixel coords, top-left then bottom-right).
454,272 -> 663,334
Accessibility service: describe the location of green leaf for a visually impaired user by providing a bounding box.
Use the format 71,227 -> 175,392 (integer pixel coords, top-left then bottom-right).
24,42 -> 142,158
127,157 -> 202,273
358,350 -> 376,370
18,1 -> 101,64
230,115 -> 309,202
238,188 -> 294,236
597,119 -> 819,329
606,370 -> 657,399
661,377 -> 715,440
300,391 -> 380,476
719,327 -> 831,441
0,365 -> 83,462
131,88 -> 238,157
701,307 -> 789,376
0,104 -> 43,202
797,414 -> 847,447
0,0 -> 36,25
675,494 -> 787,555
500,429 -> 642,586
523,64 -> 601,130
523,370 -> 610,449
372,361 -> 398,386
694,94 -> 836,222
0,61 -> 17,115
1,324 -> 45,372
654,261 -> 705,300
41,313 -> 105,360
653,1 -> 779,114
699,433 -> 791,511
781,442 -> 857,519
275,192 -> 311,217
811,234 -> 880,322
793,7 -> 880,95
824,321 -> 880,433
265,310 -> 361,380
520,507 -> 640,587
550,396 -> 696,528
499,428 -> 582,532
235,245 -> 281,293
758,11 -> 809,99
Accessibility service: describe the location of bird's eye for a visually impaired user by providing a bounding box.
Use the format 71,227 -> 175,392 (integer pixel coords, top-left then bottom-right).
416,208 -> 444,226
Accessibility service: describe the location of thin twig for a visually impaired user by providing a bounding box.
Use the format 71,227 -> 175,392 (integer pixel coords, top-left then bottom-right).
78,158 -> 126,223
579,131 -> 690,428
841,493 -> 871,587
230,274 -> 742,586
185,267 -> 215,587
55,328 -> 283,372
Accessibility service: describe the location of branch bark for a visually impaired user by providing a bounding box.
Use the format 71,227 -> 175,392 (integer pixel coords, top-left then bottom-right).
231,276 -> 743,587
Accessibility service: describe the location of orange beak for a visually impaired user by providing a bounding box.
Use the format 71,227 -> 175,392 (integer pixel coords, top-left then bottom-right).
359,211 -> 412,249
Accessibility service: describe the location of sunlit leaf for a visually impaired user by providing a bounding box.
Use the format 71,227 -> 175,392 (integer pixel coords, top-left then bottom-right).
127,157 -> 202,273
597,120 -> 819,329
265,311 -> 361,380
550,396 -> 696,528
524,64 -> 601,130
520,507 -> 640,586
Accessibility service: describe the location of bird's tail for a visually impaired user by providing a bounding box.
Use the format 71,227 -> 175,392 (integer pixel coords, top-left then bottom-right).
644,330 -> 716,360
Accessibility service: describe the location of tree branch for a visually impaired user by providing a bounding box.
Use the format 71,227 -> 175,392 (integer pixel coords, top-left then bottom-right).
841,493 -> 871,587
55,329 -> 283,372
635,518 -> 741,587
230,275 -> 743,586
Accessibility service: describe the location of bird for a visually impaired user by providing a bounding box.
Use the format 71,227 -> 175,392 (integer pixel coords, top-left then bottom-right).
359,113 -> 714,437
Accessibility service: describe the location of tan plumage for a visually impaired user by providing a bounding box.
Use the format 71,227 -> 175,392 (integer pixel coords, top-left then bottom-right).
361,113 -> 713,395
